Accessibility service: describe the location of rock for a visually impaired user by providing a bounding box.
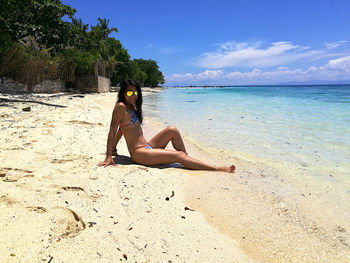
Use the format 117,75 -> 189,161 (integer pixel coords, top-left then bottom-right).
22,107 -> 31,112
88,222 -> 96,228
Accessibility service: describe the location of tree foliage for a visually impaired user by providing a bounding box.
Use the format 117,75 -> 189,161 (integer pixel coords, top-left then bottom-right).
0,0 -> 165,88
134,59 -> 165,87
1,0 -> 75,53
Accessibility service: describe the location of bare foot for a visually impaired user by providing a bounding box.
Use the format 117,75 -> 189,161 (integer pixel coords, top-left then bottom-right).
218,165 -> 235,173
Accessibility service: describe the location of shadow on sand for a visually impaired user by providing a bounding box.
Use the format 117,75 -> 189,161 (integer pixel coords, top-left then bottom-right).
114,154 -> 183,170
0,97 -> 67,108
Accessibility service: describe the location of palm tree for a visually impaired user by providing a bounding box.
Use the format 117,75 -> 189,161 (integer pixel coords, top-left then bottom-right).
70,17 -> 90,51
97,18 -> 118,40
72,18 -> 89,33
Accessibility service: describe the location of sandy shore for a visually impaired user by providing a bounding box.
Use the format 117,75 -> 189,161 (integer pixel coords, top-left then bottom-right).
1,91 -> 349,262
0,91 -> 252,263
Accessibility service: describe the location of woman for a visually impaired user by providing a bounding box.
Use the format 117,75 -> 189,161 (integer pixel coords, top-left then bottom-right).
98,79 -> 235,173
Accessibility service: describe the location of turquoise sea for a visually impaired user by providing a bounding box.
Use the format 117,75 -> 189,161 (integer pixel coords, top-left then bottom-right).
142,85 -> 350,248
144,85 -> 350,182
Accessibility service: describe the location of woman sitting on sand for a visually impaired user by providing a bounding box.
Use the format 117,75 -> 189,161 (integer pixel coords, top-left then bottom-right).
98,79 -> 235,173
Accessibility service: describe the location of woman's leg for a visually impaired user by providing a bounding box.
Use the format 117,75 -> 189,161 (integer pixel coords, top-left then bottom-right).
132,148 -> 235,173
148,126 -> 187,154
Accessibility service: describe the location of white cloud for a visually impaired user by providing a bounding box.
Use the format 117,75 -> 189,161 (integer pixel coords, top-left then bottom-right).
166,70 -> 224,84
327,56 -> 350,72
145,44 -> 154,49
166,56 -> 350,85
325,41 -> 347,50
198,70 -> 224,79
191,41 -> 342,69
215,41 -> 252,51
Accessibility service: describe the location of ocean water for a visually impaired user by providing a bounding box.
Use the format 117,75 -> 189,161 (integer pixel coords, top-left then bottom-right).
143,85 -> 350,181
143,85 -> 350,259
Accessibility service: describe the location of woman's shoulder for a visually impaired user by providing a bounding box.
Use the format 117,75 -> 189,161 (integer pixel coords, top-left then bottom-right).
115,102 -> 126,109
113,102 -> 126,115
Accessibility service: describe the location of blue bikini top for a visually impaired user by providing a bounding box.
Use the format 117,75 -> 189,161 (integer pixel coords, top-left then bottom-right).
130,110 -> 140,124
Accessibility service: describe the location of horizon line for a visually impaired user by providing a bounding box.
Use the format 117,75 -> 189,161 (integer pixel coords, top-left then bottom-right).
161,83 -> 350,88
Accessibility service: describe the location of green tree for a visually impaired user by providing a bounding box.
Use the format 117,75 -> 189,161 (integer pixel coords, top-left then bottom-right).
110,60 -> 148,86
98,36 -> 130,81
97,18 -> 118,40
89,17 -> 118,48
0,0 -> 76,53
0,1 -> 165,90
68,17 -> 90,52
111,61 -> 129,85
128,60 -> 147,84
134,59 -> 165,87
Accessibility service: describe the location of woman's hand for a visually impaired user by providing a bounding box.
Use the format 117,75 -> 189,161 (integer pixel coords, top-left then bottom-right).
98,155 -> 117,167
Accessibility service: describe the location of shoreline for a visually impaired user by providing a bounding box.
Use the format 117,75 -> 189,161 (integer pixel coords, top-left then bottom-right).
0,92 -> 253,262
142,90 -> 350,262
1,91 -> 349,262
145,118 -> 350,262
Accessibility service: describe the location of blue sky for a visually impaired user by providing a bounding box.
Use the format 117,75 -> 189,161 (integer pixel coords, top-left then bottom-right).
62,0 -> 350,85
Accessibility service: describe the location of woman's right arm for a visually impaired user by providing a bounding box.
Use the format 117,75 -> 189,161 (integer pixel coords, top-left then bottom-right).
111,127 -> 123,155
98,103 -> 125,167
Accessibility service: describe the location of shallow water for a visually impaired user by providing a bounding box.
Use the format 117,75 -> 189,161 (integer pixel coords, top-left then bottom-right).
143,86 -> 350,220
143,85 -> 350,261
144,86 -> 350,180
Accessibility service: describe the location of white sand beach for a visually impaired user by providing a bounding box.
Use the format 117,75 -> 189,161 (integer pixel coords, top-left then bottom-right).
1,90 -> 349,262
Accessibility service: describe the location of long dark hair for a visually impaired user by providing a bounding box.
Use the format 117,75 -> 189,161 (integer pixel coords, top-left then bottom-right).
117,79 -> 143,124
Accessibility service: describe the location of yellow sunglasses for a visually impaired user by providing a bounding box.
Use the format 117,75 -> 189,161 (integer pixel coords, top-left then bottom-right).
126,90 -> 138,96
